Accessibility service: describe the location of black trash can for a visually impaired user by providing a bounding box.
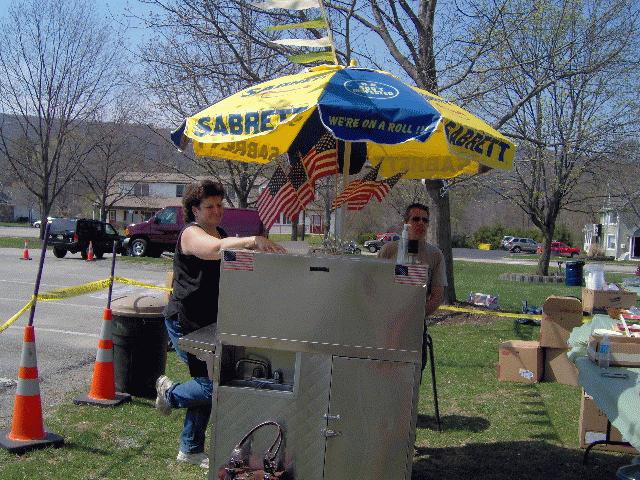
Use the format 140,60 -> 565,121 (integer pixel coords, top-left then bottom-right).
565,260 -> 585,287
111,295 -> 168,398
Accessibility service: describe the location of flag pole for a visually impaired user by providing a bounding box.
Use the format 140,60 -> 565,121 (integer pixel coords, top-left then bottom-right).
335,141 -> 351,240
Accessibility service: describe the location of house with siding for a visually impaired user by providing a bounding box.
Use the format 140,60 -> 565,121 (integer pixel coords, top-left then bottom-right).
106,172 -> 327,235
583,204 -> 640,260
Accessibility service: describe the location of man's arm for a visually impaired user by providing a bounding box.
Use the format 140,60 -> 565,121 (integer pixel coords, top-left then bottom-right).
425,286 -> 444,316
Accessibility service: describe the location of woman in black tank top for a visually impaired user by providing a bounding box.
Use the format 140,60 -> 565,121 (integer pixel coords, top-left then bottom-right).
156,180 -> 285,468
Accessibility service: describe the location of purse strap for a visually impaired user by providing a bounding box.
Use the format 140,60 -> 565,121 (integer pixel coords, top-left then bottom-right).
234,421 -> 284,465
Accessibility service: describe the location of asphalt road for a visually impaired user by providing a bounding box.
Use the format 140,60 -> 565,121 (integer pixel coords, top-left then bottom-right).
0,247 -> 168,430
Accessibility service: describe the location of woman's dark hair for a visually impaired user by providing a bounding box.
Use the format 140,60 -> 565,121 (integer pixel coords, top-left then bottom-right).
182,180 -> 225,222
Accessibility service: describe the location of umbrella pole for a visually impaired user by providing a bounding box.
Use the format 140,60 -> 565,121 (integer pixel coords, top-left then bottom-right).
335,141 -> 351,240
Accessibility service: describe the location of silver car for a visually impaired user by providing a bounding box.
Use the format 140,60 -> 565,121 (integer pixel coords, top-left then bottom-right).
505,237 -> 538,253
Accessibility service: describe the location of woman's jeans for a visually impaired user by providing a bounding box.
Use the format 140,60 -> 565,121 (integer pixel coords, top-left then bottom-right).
164,316 -> 214,454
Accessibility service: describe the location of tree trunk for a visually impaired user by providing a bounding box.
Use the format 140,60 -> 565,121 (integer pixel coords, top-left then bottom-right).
425,180 -> 456,304
38,199 -> 51,240
537,227 -> 555,276
290,218 -> 298,241
301,210 -> 306,240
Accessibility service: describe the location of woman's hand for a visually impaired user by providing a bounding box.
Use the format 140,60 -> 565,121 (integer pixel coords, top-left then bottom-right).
254,236 -> 286,253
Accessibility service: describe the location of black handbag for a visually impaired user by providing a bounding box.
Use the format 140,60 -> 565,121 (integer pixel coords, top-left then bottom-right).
217,421 -> 288,480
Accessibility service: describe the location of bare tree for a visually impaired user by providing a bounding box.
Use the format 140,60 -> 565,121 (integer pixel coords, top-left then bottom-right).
475,0 -> 640,275
80,102 -> 152,222
0,0 -> 125,237
136,1 -> 301,205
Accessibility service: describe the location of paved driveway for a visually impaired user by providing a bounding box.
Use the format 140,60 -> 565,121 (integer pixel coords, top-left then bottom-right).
0,248 -> 169,429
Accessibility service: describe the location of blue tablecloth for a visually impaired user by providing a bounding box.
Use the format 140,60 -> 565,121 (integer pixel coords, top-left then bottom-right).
568,314 -> 640,451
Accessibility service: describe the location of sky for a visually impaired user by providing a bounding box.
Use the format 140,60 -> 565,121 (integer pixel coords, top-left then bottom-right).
0,0 -> 156,45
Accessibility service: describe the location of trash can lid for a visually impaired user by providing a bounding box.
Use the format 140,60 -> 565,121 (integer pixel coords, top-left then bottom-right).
566,260 -> 585,266
111,294 -> 167,318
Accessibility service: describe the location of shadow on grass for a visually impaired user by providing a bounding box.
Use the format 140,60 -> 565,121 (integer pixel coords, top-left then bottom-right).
412,440 -> 633,480
512,321 -> 536,340
87,439 -> 152,478
417,414 -> 490,433
65,442 -> 112,456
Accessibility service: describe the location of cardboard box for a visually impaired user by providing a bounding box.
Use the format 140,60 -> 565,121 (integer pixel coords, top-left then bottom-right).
587,334 -> 640,367
498,340 -> 543,383
543,347 -> 579,386
582,286 -> 637,314
540,296 -> 583,348
579,390 -> 637,454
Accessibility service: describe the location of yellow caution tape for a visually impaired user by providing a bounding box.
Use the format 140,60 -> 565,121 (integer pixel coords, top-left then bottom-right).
37,279 -> 113,301
438,305 -> 542,321
0,276 -> 172,334
0,299 -> 34,333
114,276 -> 172,292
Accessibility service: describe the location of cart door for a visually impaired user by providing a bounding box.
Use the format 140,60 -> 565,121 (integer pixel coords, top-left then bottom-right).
323,356 -> 416,479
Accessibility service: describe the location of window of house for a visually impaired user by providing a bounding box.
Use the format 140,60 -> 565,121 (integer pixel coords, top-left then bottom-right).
109,210 -> 116,222
134,183 -> 149,196
281,213 -> 292,225
607,234 -> 616,249
176,184 -> 185,197
227,189 -> 236,201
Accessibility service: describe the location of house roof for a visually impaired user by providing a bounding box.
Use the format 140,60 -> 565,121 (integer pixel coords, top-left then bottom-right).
110,197 -> 182,210
114,172 -> 210,184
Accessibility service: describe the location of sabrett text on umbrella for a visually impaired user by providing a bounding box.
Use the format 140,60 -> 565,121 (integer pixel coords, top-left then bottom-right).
193,107 -> 307,137
444,121 -> 511,162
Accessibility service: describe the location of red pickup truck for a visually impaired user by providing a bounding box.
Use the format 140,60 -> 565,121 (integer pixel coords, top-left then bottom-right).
536,241 -> 580,257
123,205 -> 266,257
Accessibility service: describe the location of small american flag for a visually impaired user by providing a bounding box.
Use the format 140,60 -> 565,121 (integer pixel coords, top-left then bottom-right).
302,133 -> 338,183
332,163 -> 381,210
288,160 -> 314,219
257,166 -> 300,229
394,264 -> 428,286
223,250 -> 255,271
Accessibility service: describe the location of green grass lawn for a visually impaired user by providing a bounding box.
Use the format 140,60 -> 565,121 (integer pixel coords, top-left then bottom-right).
0,318 -> 631,479
453,261 -> 639,312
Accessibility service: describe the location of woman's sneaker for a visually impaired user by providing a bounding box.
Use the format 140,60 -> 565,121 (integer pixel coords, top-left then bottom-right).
155,375 -> 174,415
176,451 -> 209,469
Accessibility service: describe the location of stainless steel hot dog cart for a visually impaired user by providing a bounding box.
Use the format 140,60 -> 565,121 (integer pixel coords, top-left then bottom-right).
179,251 -> 426,479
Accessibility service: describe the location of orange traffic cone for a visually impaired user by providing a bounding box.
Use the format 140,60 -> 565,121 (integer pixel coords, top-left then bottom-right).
0,325 -> 64,453
74,308 -> 130,407
86,241 -> 95,262
20,240 -> 32,261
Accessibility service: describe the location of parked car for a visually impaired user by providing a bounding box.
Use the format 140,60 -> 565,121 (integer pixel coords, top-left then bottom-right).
500,236 -> 514,249
47,218 -> 125,259
536,241 -> 580,257
505,237 -> 538,253
32,217 -> 56,228
363,232 -> 400,253
123,205 -> 267,257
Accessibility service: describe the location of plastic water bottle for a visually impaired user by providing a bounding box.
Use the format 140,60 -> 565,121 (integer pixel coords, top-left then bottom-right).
396,224 -> 409,264
598,334 -> 611,369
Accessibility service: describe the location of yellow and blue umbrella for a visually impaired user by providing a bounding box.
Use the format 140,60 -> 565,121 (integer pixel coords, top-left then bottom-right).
172,64 -> 514,178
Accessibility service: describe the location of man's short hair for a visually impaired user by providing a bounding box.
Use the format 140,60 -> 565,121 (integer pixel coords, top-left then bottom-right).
404,203 -> 430,222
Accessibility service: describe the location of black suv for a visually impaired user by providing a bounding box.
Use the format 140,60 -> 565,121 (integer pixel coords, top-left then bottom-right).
48,218 -> 124,259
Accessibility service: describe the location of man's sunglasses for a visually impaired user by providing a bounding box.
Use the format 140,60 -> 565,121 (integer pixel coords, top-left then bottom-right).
410,216 -> 429,223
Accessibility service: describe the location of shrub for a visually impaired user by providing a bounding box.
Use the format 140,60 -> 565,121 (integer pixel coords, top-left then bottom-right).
356,232 -> 376,245
451,233 -> 473,248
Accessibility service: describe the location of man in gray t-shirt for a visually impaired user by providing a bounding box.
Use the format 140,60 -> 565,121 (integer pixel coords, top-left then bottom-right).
378,202 -> 446,371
